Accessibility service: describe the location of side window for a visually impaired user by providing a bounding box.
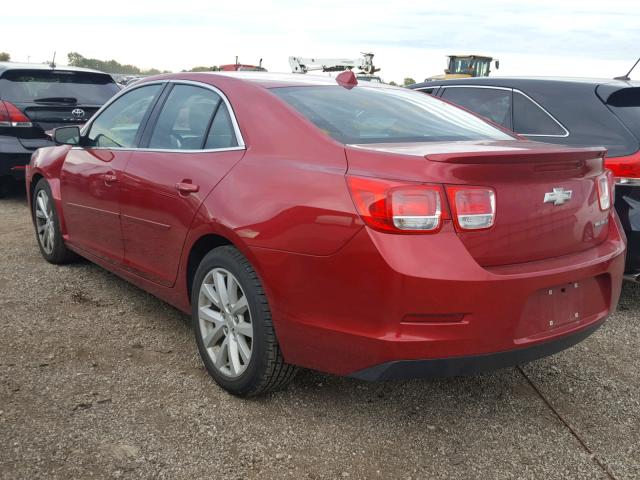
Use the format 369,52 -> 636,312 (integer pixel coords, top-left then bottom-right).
87,84 -> 161,148
419,87 -> 437,95
149,85 -> 221,150
513,92 -> 566,136
205,103 -> 239,149
440,87 -> 512,129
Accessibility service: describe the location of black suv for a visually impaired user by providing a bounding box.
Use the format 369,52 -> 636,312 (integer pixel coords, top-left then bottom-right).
409,77 -> 640,277
0,63 -> 119,195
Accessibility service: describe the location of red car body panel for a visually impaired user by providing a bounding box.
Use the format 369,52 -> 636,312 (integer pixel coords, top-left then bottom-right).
119,149 -> 245,286
60,147 -> 131,261
25,72 -> 627,379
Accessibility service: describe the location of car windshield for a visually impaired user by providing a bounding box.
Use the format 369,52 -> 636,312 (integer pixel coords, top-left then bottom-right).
0,69 -> 119,104
271,85 -> 514,144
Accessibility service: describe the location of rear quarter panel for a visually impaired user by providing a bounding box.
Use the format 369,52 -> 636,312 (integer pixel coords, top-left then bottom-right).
186,77 -> 363,257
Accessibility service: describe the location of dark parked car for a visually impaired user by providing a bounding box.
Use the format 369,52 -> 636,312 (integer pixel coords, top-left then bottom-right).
0,63 -> 119,195
409,77 -> 640,278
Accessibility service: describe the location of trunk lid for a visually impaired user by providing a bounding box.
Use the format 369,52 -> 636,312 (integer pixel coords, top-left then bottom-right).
345,140 -> 609,267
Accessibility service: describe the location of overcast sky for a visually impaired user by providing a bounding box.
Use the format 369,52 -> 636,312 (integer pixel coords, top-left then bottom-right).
4,0 -> 640,82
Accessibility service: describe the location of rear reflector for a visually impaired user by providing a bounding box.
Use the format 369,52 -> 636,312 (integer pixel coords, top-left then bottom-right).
0,100 -> 32,127
596,171 -> 612,211
446,186 -> 496,231
346,176 -> 448,233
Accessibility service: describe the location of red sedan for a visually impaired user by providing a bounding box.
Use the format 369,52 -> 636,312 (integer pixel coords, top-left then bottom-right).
26,71 -> 626,396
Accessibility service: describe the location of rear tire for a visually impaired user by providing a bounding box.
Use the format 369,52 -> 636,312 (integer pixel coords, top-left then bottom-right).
32,178 -> 76,264
191,246 -> 297,396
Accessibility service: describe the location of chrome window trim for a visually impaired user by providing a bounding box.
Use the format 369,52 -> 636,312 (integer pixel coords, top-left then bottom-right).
418,84 -> 570,138
511,90 -> 569,138
70,145 -> 246,153
79,79 -> 246,152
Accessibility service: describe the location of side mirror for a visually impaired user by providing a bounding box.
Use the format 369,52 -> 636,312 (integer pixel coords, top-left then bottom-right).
494,60 -> 500,70
53,126 -> 81,146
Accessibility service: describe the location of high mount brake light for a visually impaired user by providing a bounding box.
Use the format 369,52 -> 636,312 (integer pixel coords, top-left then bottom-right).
346,176 -> 448,233
0,100 -> 32,127
596,170 -> 613,211
446,186 -> 496,231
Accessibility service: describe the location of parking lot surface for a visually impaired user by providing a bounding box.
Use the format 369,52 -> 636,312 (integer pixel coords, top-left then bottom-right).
1,191 -> 638,480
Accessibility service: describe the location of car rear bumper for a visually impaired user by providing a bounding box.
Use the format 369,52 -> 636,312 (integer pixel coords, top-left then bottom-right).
251,210 -> 626,378
615,184 -> 640,273
349,318 -> 604,381
0,135 -> 33,178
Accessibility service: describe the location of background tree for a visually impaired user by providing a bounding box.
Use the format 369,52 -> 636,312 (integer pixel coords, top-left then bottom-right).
403,77 -> 416,87
388,80 -> 398,86
67,52 -> 168,75
0,52 -> 10,62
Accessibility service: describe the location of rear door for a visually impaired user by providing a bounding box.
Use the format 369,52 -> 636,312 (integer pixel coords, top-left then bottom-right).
119,82 -> 245,286
60,83 -> 163,262
0,69 -> 119,151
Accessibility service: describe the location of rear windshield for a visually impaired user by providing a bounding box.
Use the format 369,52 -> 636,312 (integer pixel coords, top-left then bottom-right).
271,86 -> 514,144
606,88 -> 640,143
0,69 -> 119,105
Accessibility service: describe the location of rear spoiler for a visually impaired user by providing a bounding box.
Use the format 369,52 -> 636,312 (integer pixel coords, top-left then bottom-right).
426,147 -> 606,165
596,85 -> 640,105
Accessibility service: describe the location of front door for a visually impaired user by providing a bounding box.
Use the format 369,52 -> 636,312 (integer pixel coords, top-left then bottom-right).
60,84 -> 163,262
119,83 -> 245,286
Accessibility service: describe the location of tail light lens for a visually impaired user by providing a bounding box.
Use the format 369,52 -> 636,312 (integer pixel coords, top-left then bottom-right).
606,152 -> 640,182
346,176 -> 448,233
0,100 -> 32,127
446,186 -> 496,231
596,170 -> 613,211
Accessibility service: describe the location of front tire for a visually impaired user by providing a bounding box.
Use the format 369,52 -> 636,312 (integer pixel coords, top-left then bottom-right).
192,246 -> 297,396
32,178 -> 76,264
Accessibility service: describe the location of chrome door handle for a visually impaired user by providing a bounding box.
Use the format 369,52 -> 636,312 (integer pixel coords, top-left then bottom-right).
176,182 -> 199,194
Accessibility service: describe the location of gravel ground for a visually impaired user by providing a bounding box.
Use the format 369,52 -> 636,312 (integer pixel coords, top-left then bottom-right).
1,190 -> 639,480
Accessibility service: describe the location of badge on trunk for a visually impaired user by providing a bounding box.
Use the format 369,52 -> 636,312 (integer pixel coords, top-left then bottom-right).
71,108 -> 85,118
544,187 -> 572,206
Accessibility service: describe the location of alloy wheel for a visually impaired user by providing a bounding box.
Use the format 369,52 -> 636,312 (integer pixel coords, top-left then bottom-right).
35,189 -> 55,255
198,267 -> 253,378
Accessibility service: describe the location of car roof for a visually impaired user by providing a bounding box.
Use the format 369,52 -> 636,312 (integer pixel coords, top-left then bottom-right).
412,76 -> 640,89
143,71 -> 397,90
0,62 -> 111,75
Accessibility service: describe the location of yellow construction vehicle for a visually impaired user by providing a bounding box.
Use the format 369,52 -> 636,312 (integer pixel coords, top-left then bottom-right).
426,55 -> 499,81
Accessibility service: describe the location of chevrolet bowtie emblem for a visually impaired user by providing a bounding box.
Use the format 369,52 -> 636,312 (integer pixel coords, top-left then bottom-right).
544,187 -> 572,206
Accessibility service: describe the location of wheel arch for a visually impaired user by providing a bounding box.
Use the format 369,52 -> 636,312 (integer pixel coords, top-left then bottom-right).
28,171 -> 67,233
186,233 -> 234,299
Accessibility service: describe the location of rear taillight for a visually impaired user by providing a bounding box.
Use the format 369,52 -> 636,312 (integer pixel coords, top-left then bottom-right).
606,152 -> 640,182
446,186 -> 496,231
0,100 -> 32,127
346,176 -> 448,233
596,170 -> 613,211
